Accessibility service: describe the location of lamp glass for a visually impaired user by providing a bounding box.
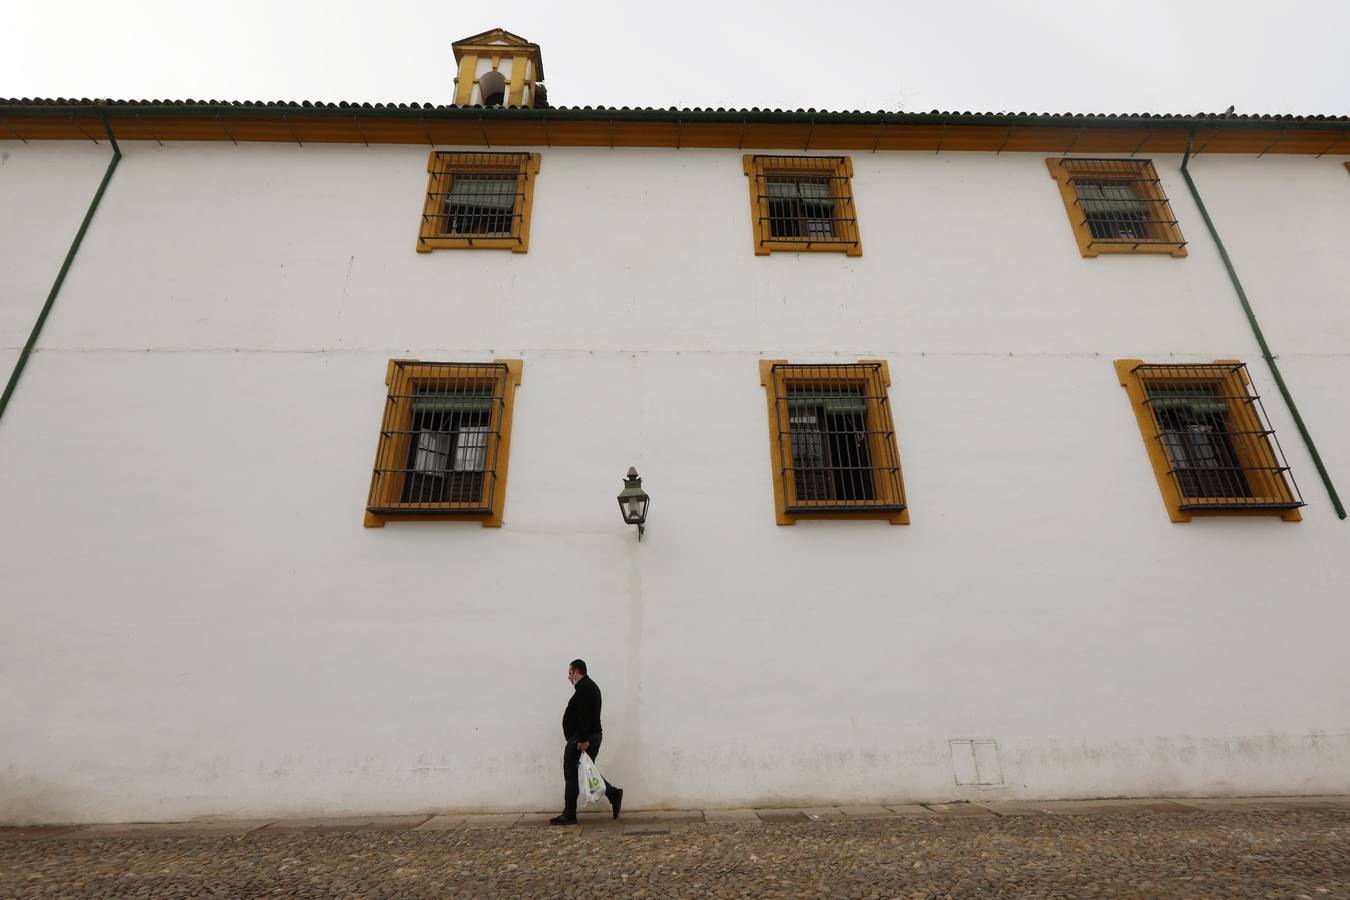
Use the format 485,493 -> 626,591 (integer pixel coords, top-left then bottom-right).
617,467 -> 649,527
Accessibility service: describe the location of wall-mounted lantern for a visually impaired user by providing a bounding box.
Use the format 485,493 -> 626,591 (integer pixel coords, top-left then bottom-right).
616,467 -> 650,541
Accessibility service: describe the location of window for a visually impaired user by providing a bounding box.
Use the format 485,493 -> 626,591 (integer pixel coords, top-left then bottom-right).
759,360 -> 907,525
417,152 -> 541,253
1114,360 -> 1303,522
1046,158 -> 1186,257
365,359 -> 523,527
743,156 -> 862,256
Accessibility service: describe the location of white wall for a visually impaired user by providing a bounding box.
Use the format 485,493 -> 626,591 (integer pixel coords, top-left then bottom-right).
0,142 -> 111,351
0,139 -> 1347,824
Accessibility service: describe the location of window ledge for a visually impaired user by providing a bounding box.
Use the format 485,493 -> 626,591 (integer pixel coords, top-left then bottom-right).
415,237 -> 529,253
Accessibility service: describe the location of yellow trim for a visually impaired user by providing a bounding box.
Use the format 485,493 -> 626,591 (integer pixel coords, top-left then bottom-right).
743,155 -> 862,256
1114,359 -> 1300,523
452,28 -> 535,50
1047,158 -> 1187,258
507,57 -> 527,108
758,359 -> 908,526
416,152 -> 541,253
365,358 -> 523,528
449,28 -> 542,108
451,29 -> 544,83
453,55 -> 478,106
385,357 -> 415,386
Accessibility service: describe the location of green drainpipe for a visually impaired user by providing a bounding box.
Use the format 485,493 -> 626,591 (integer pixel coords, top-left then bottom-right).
0,113 -> 122,426
1179,129 -> 1346,519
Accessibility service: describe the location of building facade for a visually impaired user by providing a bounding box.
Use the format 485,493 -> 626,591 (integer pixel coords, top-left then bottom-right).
2,32 -> 1349,824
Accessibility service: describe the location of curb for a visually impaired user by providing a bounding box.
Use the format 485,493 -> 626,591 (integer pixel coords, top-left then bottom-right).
3,796 -> 1347,842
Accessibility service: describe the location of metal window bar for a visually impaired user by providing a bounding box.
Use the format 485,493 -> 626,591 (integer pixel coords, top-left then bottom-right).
752,156 -> 859,250
1133,362 -> 1304,511
769,363 -> 905,513
1062,158 -> 1185,250
367,361 -> 508,515
424,152 -> 528,243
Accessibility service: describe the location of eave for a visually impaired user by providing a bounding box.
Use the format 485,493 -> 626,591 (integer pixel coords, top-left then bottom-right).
2,102 -> 1349,156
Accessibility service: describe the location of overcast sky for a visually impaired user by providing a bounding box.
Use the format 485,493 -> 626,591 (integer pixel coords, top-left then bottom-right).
4,0 -> 1347,116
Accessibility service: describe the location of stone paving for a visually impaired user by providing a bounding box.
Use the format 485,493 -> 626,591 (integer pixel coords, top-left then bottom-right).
1,797 -> 1347,897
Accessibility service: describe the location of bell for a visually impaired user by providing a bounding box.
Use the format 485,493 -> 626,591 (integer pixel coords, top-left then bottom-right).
478,70 -> 507,106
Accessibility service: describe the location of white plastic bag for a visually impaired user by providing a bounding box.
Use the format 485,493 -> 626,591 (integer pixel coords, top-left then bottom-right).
577,752 -> 606,807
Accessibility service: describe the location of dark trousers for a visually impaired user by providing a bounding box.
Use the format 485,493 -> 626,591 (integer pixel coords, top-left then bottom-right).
562,735 -> 618,816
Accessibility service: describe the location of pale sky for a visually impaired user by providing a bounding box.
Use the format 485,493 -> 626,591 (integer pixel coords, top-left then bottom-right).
3,0 -> 1347,116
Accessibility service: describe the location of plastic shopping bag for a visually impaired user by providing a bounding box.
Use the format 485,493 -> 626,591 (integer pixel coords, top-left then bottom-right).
577,752 -> 606,807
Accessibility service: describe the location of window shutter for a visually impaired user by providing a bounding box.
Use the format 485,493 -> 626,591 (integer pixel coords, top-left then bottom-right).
1147,389 -> 1230,416
447,176 -> 518,210
411,393 -> 496,413
796,180 -> 833,202
766,179 -> 833,201
1076,182 -> 1148,215
787,393 -> 868,414
1149,397 -> 1230,415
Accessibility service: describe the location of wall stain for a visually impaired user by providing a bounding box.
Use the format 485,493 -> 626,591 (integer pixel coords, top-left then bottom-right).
624,533 -> 643,774
622,349 -> 645,792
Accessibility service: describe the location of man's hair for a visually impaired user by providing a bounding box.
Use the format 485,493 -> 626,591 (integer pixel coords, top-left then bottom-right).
569,659 -> 587,675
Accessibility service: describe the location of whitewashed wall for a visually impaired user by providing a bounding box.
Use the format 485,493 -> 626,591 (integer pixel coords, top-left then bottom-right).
0,139 -> 1347,825
0,142 -> 112,390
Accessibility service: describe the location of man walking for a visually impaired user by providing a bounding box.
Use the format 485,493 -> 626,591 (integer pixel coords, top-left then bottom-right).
550,659 -> 623,825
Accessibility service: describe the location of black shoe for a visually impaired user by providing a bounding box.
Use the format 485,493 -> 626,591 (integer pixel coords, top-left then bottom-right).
548,814 -> 578,826
610,787 -> 624,820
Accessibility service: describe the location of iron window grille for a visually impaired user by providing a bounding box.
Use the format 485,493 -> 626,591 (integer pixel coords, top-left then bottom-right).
417,152 -> 541,253
1116,360 -> 1303,521
365,360 -> 523,527
760,361 -> 907,523
1046,158 -> 1187,257
743,155 -> 862,256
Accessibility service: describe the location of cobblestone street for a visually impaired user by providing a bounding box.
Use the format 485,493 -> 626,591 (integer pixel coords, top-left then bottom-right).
2,799 -> 1347,898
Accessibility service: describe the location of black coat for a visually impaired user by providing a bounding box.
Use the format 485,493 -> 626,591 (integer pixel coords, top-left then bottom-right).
562,675 -> 603,744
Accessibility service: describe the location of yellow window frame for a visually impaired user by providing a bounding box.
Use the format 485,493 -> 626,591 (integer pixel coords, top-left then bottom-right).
1047,157 -> 1187,258
365,358 -> 523,527
416,152 -> 541,253
743,155 -> 863,256
759,359 -> 908,525
1115,359 -> 1301,522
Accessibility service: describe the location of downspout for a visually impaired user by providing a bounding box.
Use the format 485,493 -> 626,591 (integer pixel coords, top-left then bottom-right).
1180,128 -> 1346,519
0,113 -> 122,425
